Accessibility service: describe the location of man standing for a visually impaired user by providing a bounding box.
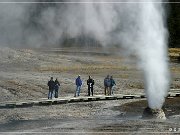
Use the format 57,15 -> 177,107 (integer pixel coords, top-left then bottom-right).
104,75 -> 111,95
110,76 -> 116,95
87,76 -> 95,96
47,77 -> 55,99
74,75 -> 82,97
54,78 -> 60,98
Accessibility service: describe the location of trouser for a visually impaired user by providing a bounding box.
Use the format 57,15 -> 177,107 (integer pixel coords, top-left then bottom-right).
104,86 -> 108,95
74,86 -> 81,97
54,89 -> 59,98
105,87 -> 111,95
107,87 -> 111,95
48,89 -> 54,99
110,86 -> 115,95
88,86 -> 93,96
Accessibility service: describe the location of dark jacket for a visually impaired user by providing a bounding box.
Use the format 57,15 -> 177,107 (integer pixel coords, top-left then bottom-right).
110,79 -> 116,87
48,80 -> 55,90
104,78 -> 111,87
54,80 -> 60,90
76,77 -> 82,86
87,79 -> 94,87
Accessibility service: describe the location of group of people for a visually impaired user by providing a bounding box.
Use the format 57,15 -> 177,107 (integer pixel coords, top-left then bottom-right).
47,77 -> 60,99
104,75 -> 116,95
47,75 -> 116,99
74,75 -> 95,97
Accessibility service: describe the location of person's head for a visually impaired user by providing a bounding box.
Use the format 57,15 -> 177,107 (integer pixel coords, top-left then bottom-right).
89,76 -> 91,79
110,76 -> 113,79
50,77 -> 53,80
78,75 -> 80,78
55,78 -> 58,81
107,75 -> 110,78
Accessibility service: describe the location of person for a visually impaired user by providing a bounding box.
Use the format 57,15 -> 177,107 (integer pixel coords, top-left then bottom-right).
87,76 -> 95,96
74,75 -> 82,97
104,75 -> 111,95
47,77 -> 55,99
110,76 -> 116,95
54,78 -> 60,98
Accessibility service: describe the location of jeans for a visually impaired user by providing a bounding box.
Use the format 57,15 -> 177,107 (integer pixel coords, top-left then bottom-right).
111,86 -> 115,95
54,89 -> 59,98
48,89 -> 54,99
75,86 -> 81,97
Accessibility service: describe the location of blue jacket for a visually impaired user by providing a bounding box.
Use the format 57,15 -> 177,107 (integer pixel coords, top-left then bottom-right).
104,78 -> 111,87
76,77 -> 82,86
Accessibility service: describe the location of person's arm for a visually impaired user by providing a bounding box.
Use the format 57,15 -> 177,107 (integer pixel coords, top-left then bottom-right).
80,79 -> 82,86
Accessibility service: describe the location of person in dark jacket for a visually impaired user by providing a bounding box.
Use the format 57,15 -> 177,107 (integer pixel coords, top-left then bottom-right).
104,75 -> 111,95
47,77 -> 55,99
74,75 -> 82,97
54,78 -> 60,98
87,76 -> 95,96
110,76 -> 116,95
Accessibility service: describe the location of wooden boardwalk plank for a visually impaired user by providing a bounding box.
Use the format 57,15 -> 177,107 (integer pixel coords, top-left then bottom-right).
169,93 -> 177,97
0,92 -> 180,108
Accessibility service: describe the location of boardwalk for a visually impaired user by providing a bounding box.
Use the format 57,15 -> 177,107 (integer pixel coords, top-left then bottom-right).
0,92 -> 180,109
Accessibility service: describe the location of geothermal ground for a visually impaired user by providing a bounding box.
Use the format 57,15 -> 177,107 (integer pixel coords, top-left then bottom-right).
0,47 -> 180,134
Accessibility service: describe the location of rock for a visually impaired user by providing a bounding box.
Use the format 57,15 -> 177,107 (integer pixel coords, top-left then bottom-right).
142,107 -> 166,120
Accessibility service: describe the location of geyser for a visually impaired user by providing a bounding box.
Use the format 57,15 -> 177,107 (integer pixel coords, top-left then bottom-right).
137,0 -> 170,110
0,0 -> 170,112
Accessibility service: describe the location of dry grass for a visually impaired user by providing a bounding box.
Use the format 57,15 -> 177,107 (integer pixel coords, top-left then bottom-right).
169,48 -> 180,54
37,64 -> 129,74
169,48 -> 180,61
35,49 -> 132,75
171,67 -> 180,72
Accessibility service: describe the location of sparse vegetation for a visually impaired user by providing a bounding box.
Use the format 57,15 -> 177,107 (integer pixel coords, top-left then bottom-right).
1,47 -> 180,103
37,64 -> 129,74
169,48 -> 180,61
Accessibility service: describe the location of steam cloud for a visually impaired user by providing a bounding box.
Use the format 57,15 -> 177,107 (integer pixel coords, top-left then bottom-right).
0,0 -> 170,109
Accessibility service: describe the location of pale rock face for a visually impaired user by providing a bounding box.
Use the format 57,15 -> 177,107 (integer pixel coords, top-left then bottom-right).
142,107 -> 166,120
